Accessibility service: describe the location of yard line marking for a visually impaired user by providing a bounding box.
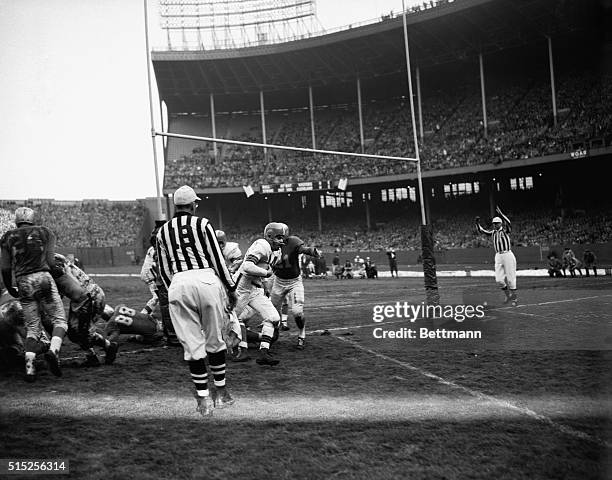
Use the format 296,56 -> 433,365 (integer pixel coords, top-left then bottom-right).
336,335 -> 612,449
308,319 -> 410,334
496,293 -> 612,311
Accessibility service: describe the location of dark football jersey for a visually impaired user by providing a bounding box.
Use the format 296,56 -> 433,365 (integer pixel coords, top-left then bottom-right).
0,226 -> 55,278
273,235 -> 317,280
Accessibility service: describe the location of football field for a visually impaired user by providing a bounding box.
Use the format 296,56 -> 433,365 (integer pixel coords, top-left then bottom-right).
1,274 -> 611,479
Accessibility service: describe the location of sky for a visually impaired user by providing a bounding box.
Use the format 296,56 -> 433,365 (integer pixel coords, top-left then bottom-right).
0,0 -> 418,201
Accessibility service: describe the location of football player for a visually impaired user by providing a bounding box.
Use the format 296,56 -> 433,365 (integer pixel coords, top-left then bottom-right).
0,290 -> 32,370
141,222 -> 179,346
272,233 -> 320,350
215,230 -> 247,361
105,304 -> 164,346
139,235 -> 159,316
215,230 -> 243,276
50,254 -> 118,366
234,222 -> 287,366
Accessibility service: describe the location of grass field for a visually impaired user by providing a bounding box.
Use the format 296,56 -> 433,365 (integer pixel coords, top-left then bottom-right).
1,274 -> 611,479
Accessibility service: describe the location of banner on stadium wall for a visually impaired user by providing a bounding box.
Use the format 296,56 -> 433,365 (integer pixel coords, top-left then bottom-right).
570,148 -> 588,159
260,180 -> 333,194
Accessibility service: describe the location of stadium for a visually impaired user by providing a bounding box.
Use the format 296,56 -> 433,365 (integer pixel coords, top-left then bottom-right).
1,0 -> 611,478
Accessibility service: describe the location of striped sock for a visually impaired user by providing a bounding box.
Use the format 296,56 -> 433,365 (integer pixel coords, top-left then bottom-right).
189,358 -> 209,397
208,351 -> 226,388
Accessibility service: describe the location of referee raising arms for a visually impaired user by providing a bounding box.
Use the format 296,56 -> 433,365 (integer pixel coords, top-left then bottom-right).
156,185 -> 237,417
475,206 -> 518,306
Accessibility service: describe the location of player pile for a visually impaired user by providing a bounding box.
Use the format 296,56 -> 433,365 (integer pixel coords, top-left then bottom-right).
0,203 -> 321,418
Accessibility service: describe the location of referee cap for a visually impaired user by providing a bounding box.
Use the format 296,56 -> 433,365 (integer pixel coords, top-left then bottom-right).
492,216 -> 502,223
173,185 -> 201,205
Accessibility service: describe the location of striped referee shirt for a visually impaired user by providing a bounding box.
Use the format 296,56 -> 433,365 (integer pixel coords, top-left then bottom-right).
477,224 -> 512,253
156,212 -> 235,291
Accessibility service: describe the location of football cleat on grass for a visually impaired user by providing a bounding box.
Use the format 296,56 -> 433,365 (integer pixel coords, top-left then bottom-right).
25,357 -> 36,382
81,353 -> 101,368
104,342 -> 119,365
280,323 -> 290,331
195,395 -> 214,417
212,387 -> 235,409
296,337 -> 305,350
44,349 -> 62,377
232,347 -> 251,362
256,349 -> 279,366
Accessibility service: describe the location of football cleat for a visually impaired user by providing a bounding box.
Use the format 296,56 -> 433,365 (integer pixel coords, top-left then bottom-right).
232,347 -> 251,362
212,387 -> 235,409
195,395 -> 214,417
25,357 -> 36,382
104,342 -> 119,365
81,353 -> 101,368
44,349 -> 62,377
256,349 -> 279,366
511,300 -> 518,307
280,323 -> 290,331
297,337 -> 305,350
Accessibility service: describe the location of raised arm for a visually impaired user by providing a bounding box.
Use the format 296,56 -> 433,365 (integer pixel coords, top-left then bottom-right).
475,216 -> 493,235
496,206 -> 512,232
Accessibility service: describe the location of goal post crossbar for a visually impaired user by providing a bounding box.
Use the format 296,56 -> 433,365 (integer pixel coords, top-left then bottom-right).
154,131 -> 419,163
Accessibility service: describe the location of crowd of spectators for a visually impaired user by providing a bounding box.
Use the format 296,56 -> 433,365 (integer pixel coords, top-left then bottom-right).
0,200 -> 145,249
163,70 -> 611,189
223,207 -> 612,253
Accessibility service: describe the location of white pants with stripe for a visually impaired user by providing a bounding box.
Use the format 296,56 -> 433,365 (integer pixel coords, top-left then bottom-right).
168,269 -> 227,361
494,251 -> 517,290
270,276 -> 304,320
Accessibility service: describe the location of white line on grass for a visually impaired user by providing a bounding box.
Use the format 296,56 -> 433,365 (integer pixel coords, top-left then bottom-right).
495,293 -> 612,311
335,335 -> 612,449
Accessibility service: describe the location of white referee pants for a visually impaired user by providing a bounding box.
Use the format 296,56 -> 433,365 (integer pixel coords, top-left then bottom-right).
168,269 -> 227,361
494,251 -> 517,290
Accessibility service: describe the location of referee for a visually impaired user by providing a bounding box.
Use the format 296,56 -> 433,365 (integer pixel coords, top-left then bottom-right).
156,185 -> 237,417
475,206 -> 517,306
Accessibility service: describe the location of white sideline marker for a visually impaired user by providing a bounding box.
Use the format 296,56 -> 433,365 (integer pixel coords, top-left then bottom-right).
335,335 -> 612,449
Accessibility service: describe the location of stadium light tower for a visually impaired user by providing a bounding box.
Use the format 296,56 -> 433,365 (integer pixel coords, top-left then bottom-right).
159,0 -> 320,50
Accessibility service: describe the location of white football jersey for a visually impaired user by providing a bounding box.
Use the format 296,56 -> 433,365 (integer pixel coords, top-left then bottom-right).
240,239 -> 281,283
222,241 -> 243,274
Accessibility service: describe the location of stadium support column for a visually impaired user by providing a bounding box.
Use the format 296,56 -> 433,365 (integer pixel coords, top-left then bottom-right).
356,78 -> 365,154
309,86 -> 316,150
267,198 -> 272,223
365,194 -> 371,232
403,1 -> 439,305
479,53 -> 488,139
216,199 -> 223,230
416,67 -> 423,140
260,90 -> 268,163
547,36 -> 558,127
316,196 -> 322,233
210,93 -> 218,163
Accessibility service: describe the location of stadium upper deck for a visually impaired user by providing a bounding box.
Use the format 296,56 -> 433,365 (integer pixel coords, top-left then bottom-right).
152,0 -> 602,112
151,0 -> 608,194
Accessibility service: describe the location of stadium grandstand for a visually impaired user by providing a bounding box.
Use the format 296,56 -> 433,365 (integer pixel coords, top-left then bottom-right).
0,199 -> 148,266
148,0 -> 611,266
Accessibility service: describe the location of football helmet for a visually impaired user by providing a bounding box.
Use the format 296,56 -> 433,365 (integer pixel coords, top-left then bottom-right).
215,230 -> 227,249
14,207 -> 35,226
264,222 -> 288,250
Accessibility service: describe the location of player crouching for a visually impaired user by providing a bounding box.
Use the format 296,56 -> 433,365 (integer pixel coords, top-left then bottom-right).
235,222 -> 287,366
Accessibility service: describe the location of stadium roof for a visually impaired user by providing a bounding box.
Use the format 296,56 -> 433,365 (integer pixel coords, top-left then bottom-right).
152,0 -> 603,113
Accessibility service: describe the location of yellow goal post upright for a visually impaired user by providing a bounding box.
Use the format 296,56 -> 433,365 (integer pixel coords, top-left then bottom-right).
144,0 -> 439,303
